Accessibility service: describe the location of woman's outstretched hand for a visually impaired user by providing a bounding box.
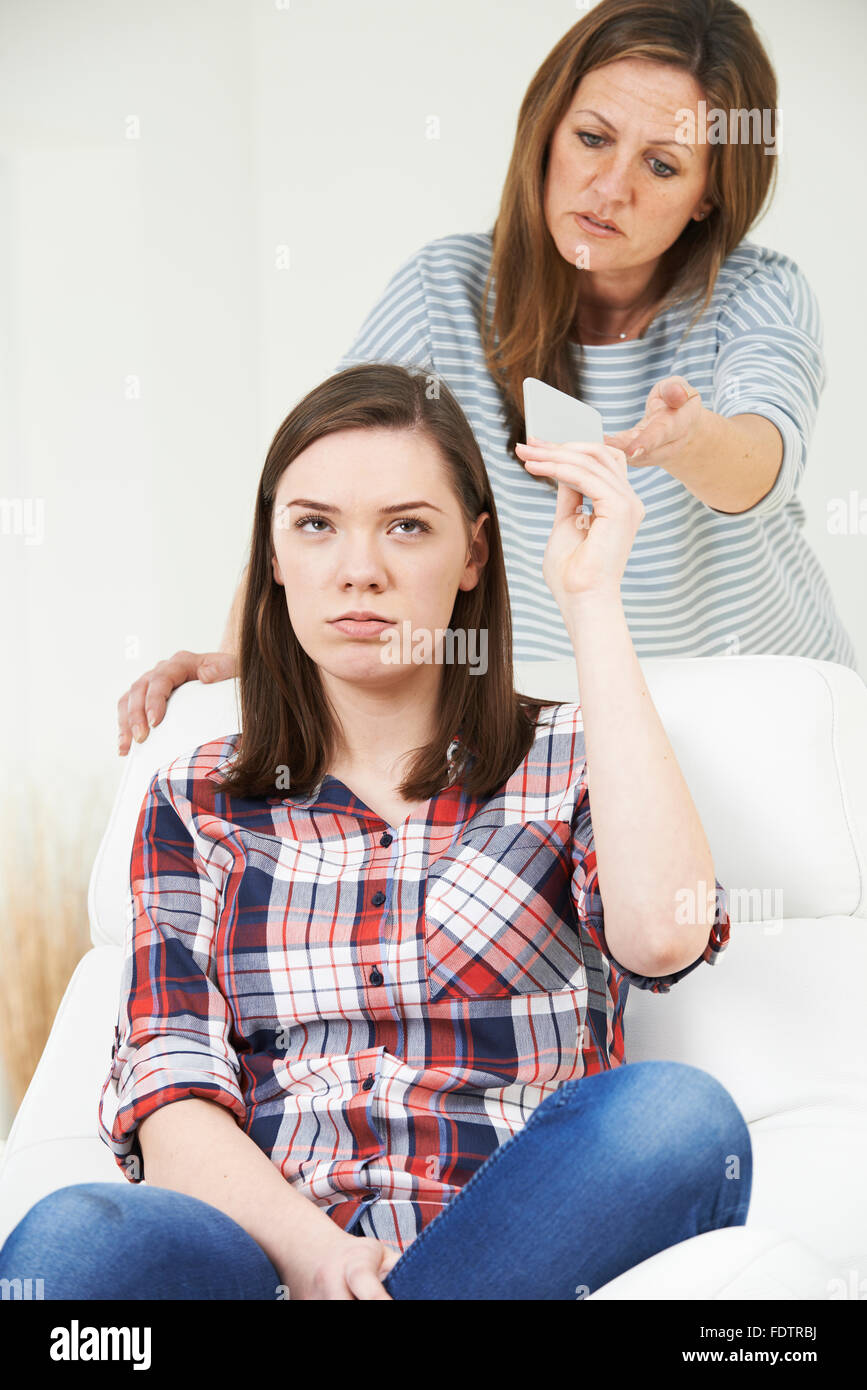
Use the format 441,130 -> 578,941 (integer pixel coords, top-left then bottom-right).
603,375 -> 704,469
514,435 -> 644,607
117,649 -> 238,755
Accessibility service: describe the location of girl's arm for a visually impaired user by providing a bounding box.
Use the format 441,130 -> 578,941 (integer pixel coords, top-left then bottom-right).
515,436 -> 718,980
139,1097 -> 348,1286
563,590 -> 716,978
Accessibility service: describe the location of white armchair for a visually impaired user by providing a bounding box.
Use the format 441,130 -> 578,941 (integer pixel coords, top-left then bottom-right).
1,654 -> 865,1299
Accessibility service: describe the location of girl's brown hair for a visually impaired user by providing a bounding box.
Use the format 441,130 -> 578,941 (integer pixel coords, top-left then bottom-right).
483,0 -> 780,466
217,363 -> 562,805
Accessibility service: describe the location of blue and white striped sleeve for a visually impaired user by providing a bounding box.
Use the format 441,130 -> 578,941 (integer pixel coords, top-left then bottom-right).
708,255 -> 826,518
333,246 -> 435,374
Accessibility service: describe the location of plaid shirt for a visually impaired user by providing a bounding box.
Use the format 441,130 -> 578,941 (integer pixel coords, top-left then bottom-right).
98,701 -> 730,1254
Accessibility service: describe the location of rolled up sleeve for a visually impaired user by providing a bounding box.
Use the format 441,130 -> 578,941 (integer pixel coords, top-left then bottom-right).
570,776 -> 731,995
707,255 -> 826,519
97,770 -> 245,1182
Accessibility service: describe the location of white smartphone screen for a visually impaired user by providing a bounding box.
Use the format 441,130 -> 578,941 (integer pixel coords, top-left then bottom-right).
522,377 -> 605,515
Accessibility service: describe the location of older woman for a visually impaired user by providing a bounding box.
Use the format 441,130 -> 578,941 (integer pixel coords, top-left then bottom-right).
118,0 -> 855,752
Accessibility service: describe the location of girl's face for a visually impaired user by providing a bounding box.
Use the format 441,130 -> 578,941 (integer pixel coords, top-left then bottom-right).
543,58 -> 714,279
270,426 -> 489,686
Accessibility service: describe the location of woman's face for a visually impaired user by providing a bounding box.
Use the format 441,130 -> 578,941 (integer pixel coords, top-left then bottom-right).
543,58 -> 714,281
270,426 -> 489,687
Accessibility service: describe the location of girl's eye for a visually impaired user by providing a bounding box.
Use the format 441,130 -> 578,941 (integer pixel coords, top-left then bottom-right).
293,513 -> 432,536
576,130 -> 676,178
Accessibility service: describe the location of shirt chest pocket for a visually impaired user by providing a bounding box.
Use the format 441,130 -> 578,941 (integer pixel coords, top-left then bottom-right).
423,823 -> 587,1003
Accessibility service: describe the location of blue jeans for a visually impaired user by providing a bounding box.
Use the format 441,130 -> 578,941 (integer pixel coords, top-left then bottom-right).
0,1060 -> 752,1300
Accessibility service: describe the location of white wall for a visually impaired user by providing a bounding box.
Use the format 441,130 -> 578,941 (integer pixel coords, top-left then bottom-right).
0,0 -> 865,1132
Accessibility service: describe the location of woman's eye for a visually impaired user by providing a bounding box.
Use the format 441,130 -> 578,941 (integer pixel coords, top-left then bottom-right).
392,517 -> 431,535
577,130 -> 676,178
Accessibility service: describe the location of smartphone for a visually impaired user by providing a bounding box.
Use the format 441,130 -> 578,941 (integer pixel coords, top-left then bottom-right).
522,377 -> 605,515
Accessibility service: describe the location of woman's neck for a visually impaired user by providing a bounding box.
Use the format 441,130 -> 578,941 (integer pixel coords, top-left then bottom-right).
574,259 -> 673,343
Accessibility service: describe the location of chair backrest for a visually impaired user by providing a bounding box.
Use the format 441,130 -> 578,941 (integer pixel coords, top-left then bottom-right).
89,655 -> 867,949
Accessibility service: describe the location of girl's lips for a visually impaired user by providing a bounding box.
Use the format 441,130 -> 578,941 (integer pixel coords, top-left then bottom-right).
329,618 -> 396,636
574,212 -> 622,238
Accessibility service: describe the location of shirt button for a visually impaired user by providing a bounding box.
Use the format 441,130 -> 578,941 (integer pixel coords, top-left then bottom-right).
371,891 -> 386,907
362,1073 -> 375,1090
379,832 -> 393,847
369,967 -> 384,985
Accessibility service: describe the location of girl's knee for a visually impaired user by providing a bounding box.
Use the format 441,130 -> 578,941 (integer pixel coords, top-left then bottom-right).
652,1061 -> 749,1136
555,1060 -> 751,1163
0,1183 -> 117,1264
630,1062 -> 752,1189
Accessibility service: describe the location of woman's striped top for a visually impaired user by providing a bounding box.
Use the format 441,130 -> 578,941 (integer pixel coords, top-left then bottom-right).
335,231 -> 856,669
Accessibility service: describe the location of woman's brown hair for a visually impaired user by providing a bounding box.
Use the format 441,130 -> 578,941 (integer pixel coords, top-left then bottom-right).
483,0 -> 780,469
217,362 -> 562,805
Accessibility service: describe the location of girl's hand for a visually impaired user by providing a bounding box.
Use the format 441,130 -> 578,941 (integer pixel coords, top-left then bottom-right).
282,1229 -> 401,1301
603,375 -> 704,469
515,437 -> 644,606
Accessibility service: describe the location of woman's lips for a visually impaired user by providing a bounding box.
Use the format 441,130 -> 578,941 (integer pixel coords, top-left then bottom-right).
574,212 -> 622,238
329,618 -> 396,636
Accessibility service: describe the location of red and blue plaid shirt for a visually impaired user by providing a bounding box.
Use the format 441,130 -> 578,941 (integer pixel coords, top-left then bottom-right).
98,701 -> 730,1254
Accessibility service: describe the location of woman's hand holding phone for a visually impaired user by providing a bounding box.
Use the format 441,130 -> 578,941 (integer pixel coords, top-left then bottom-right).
514,436 -> 644,610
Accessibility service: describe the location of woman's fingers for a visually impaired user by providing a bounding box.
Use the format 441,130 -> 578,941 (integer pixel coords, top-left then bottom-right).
599,379 -> 702,462
197,650 -> 238,683
118,649 -> 240,755
117,693 -> 135,756
630,378 -> 702,457
603,427 -> 636,448
117,677 -> 160,754
130,669 -> 175,731
117,650 -> 203,755
657,375 -> 701,408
